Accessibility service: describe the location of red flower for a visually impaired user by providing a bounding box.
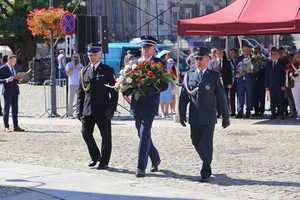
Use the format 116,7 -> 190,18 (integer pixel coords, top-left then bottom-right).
147,70 -> 153,77
136,76 -> 143,81
129,69 -> 135,75
137,64 -> 142,69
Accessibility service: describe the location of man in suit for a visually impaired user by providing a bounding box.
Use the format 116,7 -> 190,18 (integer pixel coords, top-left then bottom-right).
179,52 -> 230,182
130,36 -> 168,178
265,47 -> 286,119
252,47 -> 267,116
208,49 -> 232,117
77,44 -> 118,170
236,45 -> 254,118
228,48 -> 239,116
0,54 -> 24,132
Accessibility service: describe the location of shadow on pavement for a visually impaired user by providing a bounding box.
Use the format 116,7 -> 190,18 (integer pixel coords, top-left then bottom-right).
32,188 -> 199,200
253,119 -> 300,125
210,174 -> 300,187
107,167 -> 300,188
26,130 -> 71,134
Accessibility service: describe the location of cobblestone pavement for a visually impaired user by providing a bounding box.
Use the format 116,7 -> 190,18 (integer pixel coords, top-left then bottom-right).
0,84 -> 300,200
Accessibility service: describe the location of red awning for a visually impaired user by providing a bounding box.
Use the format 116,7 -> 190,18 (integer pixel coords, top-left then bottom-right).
178,0 -> 300,36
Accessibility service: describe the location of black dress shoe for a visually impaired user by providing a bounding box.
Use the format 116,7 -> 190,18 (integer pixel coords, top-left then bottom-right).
236,113 -> 243,118
13,126 -> 25,132
199,176 -> 210,183
136,169 -> 146,178
97,164 -> 108,170
150,160 -> 161,172
245,112 -> 251,118
88,160 -> 98,167
230,113 -> 236,117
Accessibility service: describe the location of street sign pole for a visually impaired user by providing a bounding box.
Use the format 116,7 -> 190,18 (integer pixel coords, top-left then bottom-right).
49,0 -> 58,117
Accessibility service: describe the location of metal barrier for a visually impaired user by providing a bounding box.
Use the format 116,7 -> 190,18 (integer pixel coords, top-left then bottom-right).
41,79 -> 67,117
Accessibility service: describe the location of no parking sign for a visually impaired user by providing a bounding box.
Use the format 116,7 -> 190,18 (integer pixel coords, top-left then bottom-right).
60,11 -> 76,35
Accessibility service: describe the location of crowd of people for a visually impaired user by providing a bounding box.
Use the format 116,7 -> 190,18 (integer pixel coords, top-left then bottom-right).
186,45 -> 300,120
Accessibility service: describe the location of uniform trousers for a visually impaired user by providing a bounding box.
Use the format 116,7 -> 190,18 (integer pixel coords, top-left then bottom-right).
135,115 -> 160,170
190,123 -> 215,177
81,115 -> 112,165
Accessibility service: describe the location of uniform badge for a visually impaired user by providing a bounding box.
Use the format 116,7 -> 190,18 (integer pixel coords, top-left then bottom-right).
205,84 -> 211,91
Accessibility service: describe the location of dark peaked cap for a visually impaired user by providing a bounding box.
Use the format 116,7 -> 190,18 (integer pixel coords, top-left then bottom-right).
140,35 -> 158,47
194,51 -> 208,58
87,43 -> 102,53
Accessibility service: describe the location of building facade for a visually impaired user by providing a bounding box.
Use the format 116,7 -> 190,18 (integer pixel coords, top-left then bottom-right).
87,0 -> 233,42
87,0 -> 138,41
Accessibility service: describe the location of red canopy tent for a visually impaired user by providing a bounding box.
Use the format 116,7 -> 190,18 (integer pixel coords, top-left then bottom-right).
177,0 -> 300,36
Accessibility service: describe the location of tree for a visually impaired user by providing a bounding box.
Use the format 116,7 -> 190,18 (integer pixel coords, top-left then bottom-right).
0,0 -> 85,70
280,34 -> 295,47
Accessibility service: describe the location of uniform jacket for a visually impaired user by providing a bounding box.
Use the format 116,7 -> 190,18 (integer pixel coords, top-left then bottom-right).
179,69 -> 229,125
265,59 -> 286,89
0,64 -> 19,96
77,63 -> 118,118
130,57 -> 168,119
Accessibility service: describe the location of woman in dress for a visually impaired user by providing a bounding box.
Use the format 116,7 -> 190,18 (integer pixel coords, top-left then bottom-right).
158,50 -> 173,118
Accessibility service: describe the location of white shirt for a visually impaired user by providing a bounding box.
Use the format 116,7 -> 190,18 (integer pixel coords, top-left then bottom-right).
7,64 -> 16,75
57,54 -> 66,70
91,61 -> 101,70
65,62 -> 83,86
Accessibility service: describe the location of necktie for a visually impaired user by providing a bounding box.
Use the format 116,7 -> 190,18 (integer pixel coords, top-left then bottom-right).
199,70 -> 203,82
10,66 -> 15,76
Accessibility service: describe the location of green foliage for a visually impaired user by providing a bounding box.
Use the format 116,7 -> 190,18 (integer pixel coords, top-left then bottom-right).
0,0 -> 84,39
280,34 -> 295,47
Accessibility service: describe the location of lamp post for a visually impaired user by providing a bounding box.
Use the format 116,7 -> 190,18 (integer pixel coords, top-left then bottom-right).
49,0 -> 58,117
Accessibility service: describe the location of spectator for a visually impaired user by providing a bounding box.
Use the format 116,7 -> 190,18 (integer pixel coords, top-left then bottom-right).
186,47 -> 198,71
228,48 -> 239,116
65,52 -> 83,118
265,48 -> 286,119
123,50 -> 134,67
0,54 -> 25,132
57,49 -> 66,80
236,45 -> 254,118
287,52 -> 300,120
158,50 -> 173,118
252,47 -> 267,116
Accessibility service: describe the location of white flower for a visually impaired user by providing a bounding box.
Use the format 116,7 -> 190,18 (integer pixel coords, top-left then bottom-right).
132,64 -> 137,70
126,77 -> 133,83
120,70 -> 125,76
125,65 -> 131,70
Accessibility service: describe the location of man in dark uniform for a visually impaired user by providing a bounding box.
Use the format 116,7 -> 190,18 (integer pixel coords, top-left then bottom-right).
179,52 -> 230,182
77,44 -> 118,170
130,36 -> 168,178
0,54 -> 25,132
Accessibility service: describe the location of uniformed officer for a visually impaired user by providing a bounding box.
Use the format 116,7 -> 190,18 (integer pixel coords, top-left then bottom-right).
130,35 -> 168,178
179,52 -> 230,182
77,43 -> 118,170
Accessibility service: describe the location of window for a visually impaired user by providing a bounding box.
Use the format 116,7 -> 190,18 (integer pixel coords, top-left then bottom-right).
172,7 -> 179,25
185,8 -> 192,19
129,7 -> 136,24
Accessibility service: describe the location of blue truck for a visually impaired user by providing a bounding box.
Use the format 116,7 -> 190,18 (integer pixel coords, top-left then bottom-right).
102,43 -> 187,76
